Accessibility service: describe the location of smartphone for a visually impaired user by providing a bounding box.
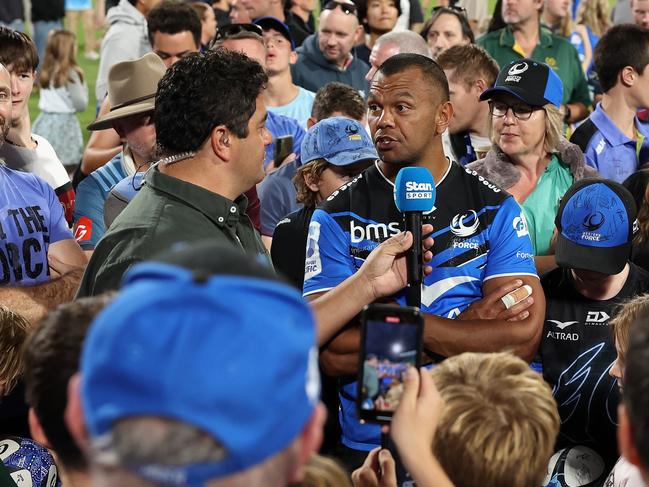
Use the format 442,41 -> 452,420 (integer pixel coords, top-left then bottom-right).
274,135 -> 294,166
357,304 -> 423,424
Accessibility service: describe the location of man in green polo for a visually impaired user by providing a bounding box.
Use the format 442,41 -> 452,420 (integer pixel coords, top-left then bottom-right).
77,49 -> 272,297
477,0 -> 590,124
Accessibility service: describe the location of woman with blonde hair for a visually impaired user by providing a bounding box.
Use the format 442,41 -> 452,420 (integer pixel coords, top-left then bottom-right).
32,29 -> 88,172
468,59 -> 597,275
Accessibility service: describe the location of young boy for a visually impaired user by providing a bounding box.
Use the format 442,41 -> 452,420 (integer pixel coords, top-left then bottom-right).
0,27 -> 74,222
570,24 -> 649,183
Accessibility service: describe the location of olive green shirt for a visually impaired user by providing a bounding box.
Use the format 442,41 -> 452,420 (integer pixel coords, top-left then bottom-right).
77,168 -> 270,297
477,26 -> 591,108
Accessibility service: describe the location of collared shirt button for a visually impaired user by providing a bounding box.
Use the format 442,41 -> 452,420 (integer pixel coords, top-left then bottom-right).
218,217 -> 225,223
230,206 -> 237,213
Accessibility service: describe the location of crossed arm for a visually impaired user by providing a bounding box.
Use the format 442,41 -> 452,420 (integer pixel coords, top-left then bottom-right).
318,275 -> 545,376
0,239 -> 87,324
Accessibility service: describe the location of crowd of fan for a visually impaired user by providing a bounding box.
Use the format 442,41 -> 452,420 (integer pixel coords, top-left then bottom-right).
1,0 -> 649,486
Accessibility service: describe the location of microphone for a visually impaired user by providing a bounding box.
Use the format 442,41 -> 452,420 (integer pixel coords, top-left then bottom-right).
393,167 -> 436,308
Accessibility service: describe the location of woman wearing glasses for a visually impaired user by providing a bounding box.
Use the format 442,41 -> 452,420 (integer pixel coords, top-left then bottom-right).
467,59 -> 597,275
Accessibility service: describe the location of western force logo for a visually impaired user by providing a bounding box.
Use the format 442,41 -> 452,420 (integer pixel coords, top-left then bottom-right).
450,210 -> 479,237
505,62 -> 528,82
304,221 -> 322,280
405,181 -> 434,200
583,212 -> 605,231
513,213 -> 529,238
508,62 -> 529,76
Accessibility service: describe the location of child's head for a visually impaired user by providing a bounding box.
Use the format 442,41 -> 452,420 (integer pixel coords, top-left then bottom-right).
609,293 -> 649,391
595,24 -> 649,99
0,27 -> 38,74
40,29 -> 82,88
430,352 -> 560,487
0,27 -> 38,122
0,305 -> 30,397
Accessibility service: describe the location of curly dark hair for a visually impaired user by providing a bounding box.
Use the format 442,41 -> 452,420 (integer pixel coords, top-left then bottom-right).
155,49 -> 268,155
147,0 -> 202,49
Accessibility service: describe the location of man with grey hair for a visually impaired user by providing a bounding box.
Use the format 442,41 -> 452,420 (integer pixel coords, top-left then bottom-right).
364,30 -> 431,82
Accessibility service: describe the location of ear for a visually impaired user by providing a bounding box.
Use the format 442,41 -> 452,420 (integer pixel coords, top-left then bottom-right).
289,50 -> 298,65
618,403 -> 643,468
306,117 -> 317,129
64,373 -> 90,455
621,66 -> 636,88
435,101 -> 453,136
28,408 -> 53,449
474,78 -> 488,95
210,125 -> 233,162
304,170 -> 320,192
287,403 -> 327,483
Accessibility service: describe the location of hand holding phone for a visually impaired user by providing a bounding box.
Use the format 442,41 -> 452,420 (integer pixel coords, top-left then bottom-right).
358,304 -> 423,424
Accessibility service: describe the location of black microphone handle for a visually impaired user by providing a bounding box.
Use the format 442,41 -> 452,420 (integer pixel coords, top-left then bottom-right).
404,211 -> 422,308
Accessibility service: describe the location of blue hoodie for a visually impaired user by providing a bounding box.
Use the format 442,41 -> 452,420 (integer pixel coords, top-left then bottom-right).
291,33 -> 370,96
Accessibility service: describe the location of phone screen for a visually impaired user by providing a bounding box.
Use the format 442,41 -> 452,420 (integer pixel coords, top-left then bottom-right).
358,305 -> 422,423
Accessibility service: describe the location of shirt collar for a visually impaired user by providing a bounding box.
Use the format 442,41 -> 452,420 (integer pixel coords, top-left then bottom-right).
499,25 -> 554,48
590,103 -> 649,147
145,167 -> 248,228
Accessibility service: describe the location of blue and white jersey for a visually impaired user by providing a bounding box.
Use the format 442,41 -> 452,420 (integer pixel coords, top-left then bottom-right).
304,161 -> 538,450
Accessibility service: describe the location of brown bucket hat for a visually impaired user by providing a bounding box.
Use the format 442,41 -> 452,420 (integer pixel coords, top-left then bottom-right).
88,52 -> 166,131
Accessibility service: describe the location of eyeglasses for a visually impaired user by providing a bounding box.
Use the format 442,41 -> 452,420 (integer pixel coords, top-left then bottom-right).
323,1 -> 358,15
212,23 -> 263,44
488,100 -> 543,120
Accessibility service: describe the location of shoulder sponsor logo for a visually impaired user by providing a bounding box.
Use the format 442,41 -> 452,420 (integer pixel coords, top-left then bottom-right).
276,217 -> 291,226
595,138 -> 606,155
463,168 -> 502,192
513,213 -> 529,238
350,220 -> 400,243
585,311 -> 610,325
73,216 -> 93,242
450,210 -> 480,237
516,250 -> 534,259
548,319 -> 578,330
547,318 -> 579,340
304,221 -> 322,280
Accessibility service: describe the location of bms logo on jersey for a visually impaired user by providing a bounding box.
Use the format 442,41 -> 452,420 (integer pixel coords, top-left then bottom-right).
350,220 -> 400,243
304,221 -> 322,280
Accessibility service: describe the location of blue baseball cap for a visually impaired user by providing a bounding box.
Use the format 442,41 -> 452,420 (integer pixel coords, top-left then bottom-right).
0,436 -> 61,487
254,16 -> 295,50
480,58 -> 564,108
555,179 -> 637,275
80,256 -> 320,486
301,117 -> 378,167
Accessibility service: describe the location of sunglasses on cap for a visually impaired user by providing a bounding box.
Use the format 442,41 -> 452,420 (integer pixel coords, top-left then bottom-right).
323,1 -> 358,15
432,5 -> 467,15
212,23 -> 263,44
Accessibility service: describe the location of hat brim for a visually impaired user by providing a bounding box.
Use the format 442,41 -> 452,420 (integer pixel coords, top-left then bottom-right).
254,16 -> 295,50
87,98 -> 156,131
479,86 -> 547,107
302,149 -> 378,167
555,234 -> 630,275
